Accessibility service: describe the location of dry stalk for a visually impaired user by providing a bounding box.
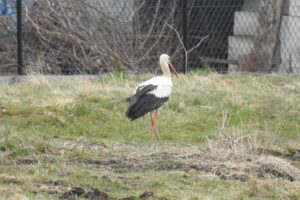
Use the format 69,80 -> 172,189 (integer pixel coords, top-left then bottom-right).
206,110 -> 256,161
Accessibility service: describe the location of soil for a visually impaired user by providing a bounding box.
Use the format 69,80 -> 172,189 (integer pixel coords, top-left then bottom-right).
66,151 -> 300,182
2,142 -> 300,199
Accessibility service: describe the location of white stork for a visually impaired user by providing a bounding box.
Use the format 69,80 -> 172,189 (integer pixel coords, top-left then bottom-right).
125,54 -> 179,141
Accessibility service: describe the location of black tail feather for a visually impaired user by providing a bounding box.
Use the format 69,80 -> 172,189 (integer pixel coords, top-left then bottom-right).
125,94 -> 169,120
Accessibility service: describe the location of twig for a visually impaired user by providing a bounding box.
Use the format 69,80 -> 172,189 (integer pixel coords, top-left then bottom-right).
167,23 -> 209,73
139,0 -> 161,49
218,110 -> 231,140
187,35 -> 209,54
136,3 -> 177,65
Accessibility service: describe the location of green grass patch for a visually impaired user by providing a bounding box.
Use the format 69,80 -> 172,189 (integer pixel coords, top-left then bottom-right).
0,72 -> 300,199
0,72 -> 299,145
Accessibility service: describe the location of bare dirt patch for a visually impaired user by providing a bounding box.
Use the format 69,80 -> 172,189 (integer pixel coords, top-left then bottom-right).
4,141 -> 300,183
2,141 -> 300,199
63,142 -> 300,182
35,183 -> 154,200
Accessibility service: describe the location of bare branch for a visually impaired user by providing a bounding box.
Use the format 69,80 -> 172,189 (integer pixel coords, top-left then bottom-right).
167,23 -> 209,73
166,23 -> 186,52
187,35 -> 209,54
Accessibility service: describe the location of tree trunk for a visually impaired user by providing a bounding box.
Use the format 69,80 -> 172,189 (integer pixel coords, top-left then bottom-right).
240,0 -> 284,72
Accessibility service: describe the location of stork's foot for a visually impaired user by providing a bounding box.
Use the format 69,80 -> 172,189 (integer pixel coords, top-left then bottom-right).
152,128 -> 160,142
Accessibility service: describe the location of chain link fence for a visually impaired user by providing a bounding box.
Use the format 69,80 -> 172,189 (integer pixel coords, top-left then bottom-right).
0,0 -> 300,74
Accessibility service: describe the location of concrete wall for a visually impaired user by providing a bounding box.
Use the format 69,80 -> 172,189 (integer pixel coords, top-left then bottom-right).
242,0 -> 290,15
280,16 -> 300,72
229,0 -> 300,73
85,0 -> 135,34
88,0 -> 135,22
289,0 -> 300,17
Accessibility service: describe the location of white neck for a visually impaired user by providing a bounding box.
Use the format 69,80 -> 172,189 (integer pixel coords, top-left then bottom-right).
161,61 -> 171,78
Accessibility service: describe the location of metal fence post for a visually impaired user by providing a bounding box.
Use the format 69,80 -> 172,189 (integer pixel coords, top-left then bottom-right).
182,0 -> 188,73
17,0 -> 23,75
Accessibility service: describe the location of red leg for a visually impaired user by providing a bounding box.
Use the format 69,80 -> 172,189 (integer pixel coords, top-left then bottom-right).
150,112 -> 156,140
154,109 -> 159,120
152,109 -> 160,142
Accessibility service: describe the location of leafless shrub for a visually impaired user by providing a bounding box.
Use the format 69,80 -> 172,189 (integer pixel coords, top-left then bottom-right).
1,0 -> 187,74
0,16 -> 17,74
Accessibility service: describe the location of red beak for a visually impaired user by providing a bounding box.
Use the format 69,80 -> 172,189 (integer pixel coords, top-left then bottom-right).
168,63 -> 179,78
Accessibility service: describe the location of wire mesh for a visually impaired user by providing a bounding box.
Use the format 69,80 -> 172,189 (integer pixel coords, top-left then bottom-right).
0,0 -> 300,74
187,0 -> 244,72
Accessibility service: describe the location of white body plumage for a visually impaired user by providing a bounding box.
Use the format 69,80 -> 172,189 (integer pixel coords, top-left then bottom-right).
135,76 -> 173,98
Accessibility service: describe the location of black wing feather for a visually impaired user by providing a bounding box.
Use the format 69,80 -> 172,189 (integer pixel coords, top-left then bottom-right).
126,84 -> 157,106
125,84 -> 169,120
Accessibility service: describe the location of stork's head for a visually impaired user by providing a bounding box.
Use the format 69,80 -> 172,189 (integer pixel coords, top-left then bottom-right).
159,54 -> 179,78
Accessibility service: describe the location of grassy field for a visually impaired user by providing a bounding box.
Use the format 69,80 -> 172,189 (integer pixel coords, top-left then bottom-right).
0,72 -> 300,200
